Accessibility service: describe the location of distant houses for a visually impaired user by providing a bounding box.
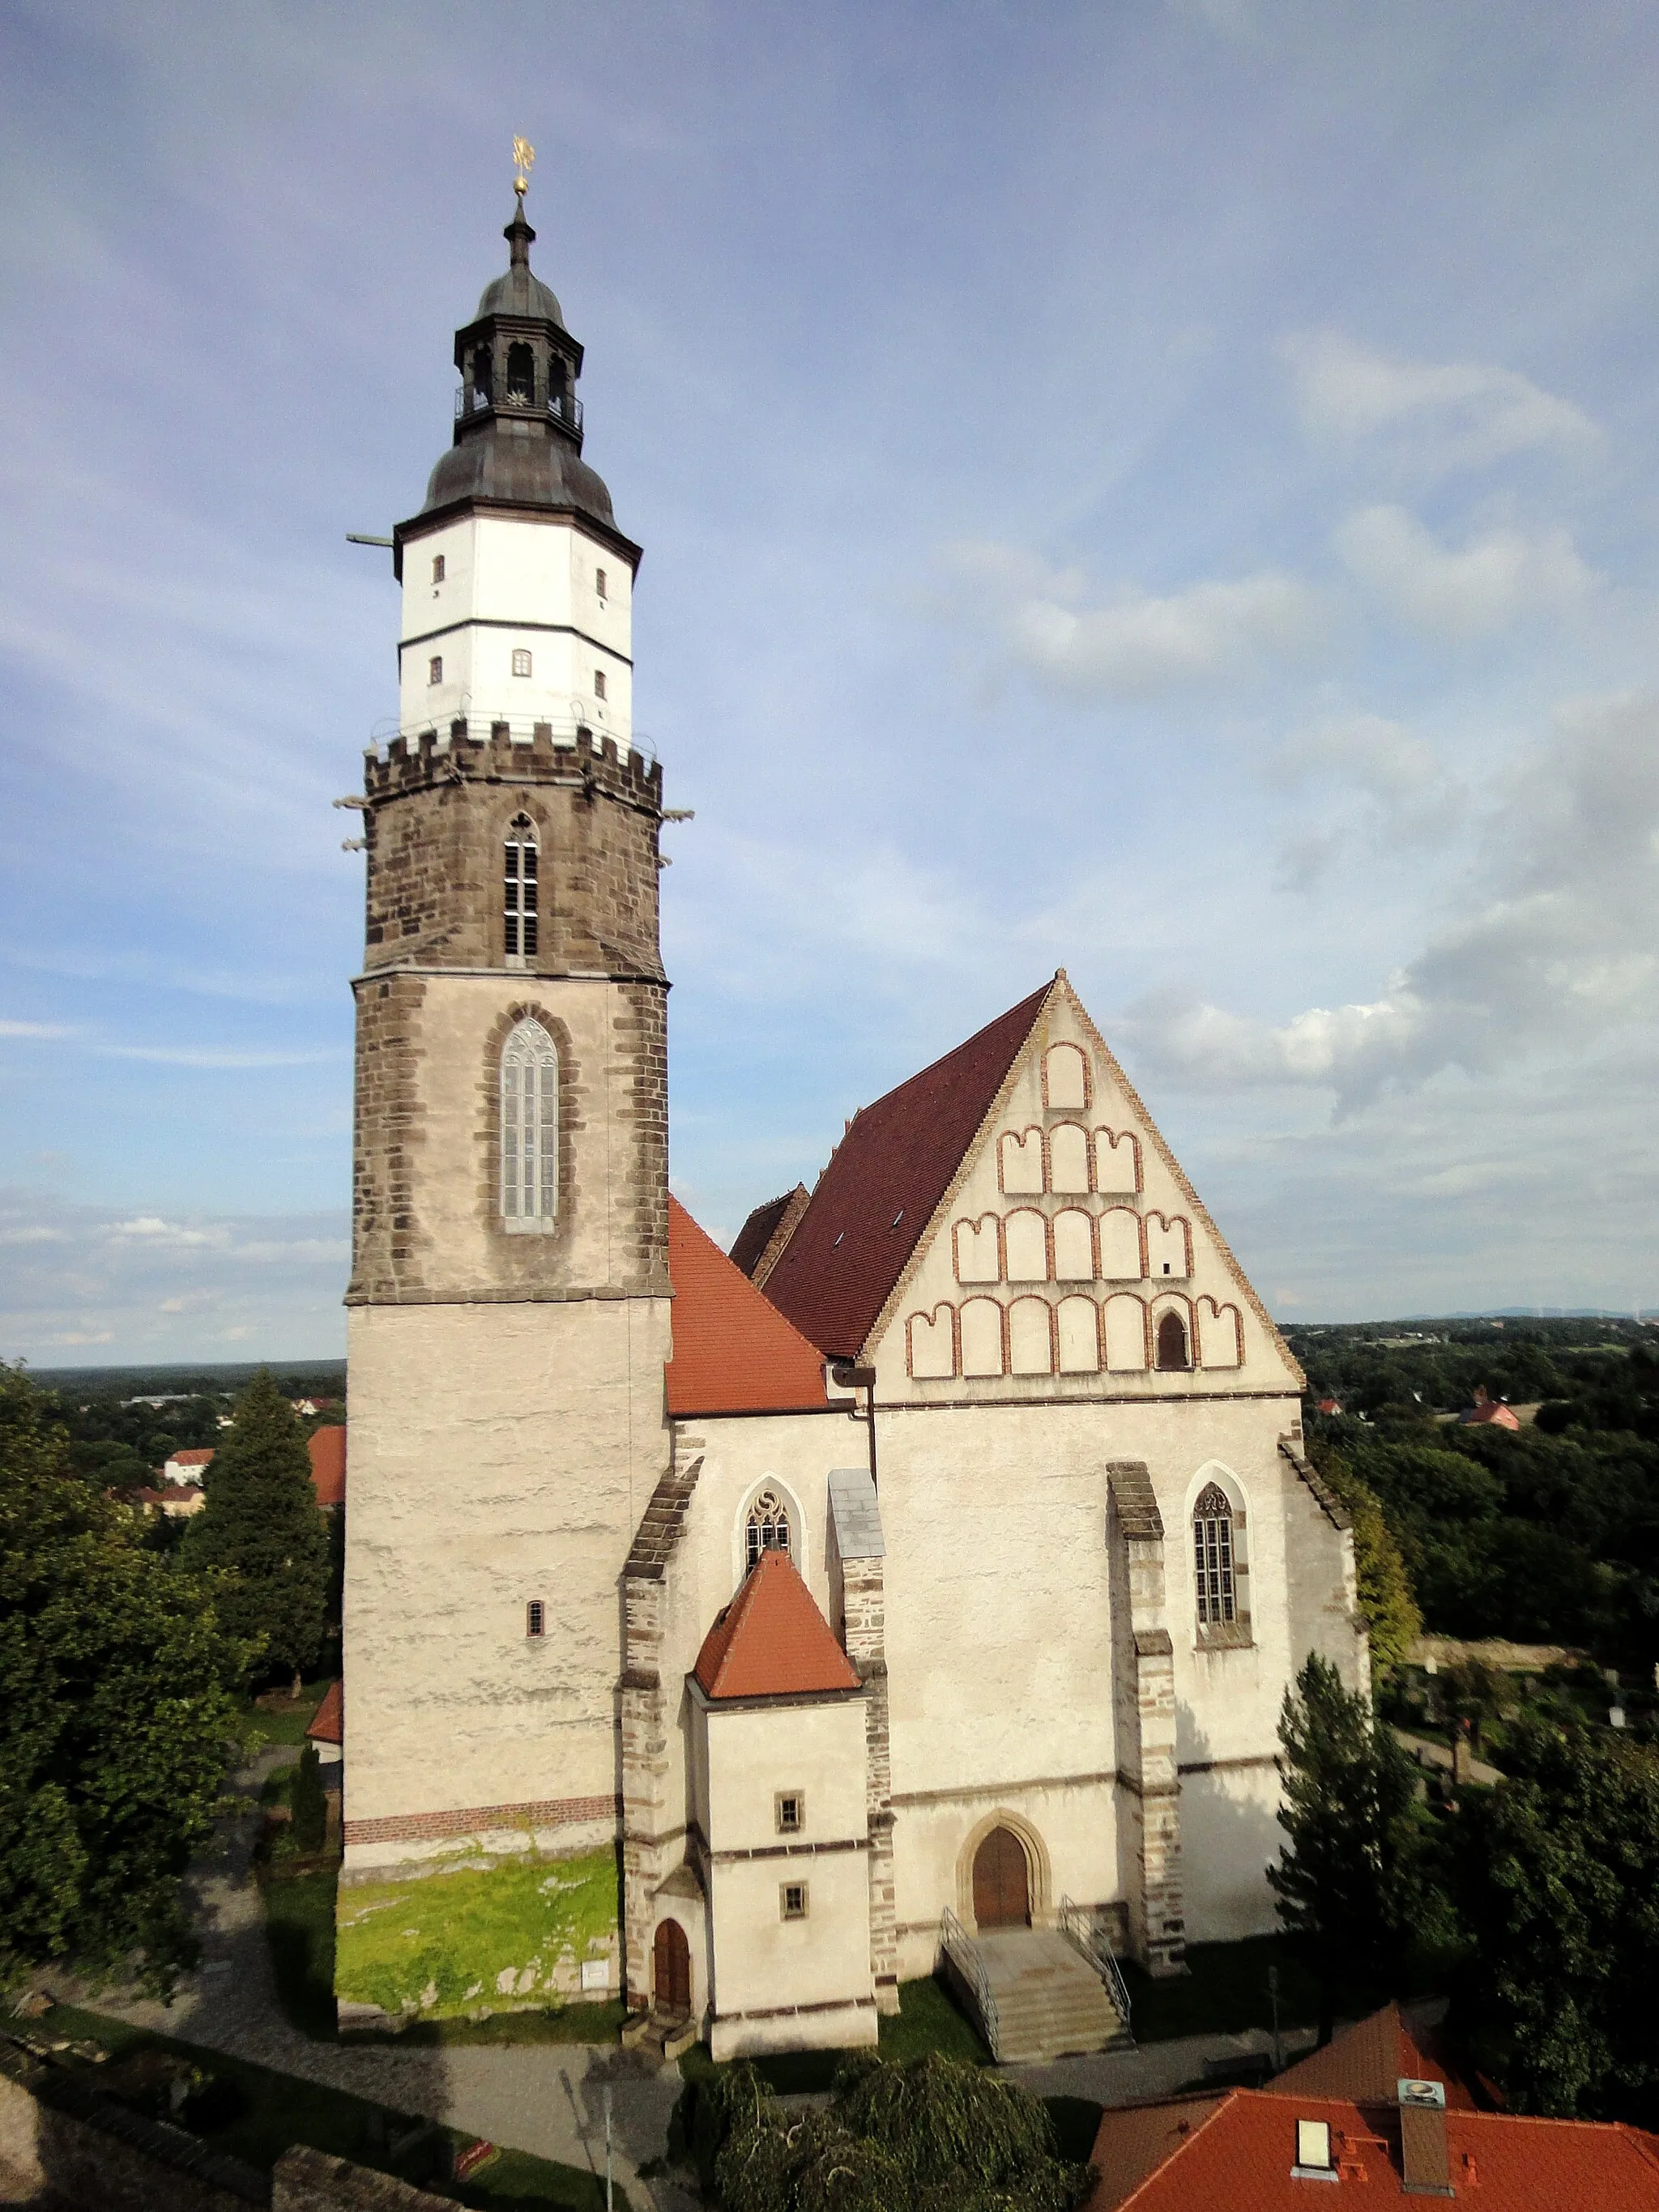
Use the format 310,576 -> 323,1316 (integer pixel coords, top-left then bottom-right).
1460,1385 -> 1521,1431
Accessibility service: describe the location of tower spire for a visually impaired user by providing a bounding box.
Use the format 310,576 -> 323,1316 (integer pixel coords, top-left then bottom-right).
507,134 -> 536,266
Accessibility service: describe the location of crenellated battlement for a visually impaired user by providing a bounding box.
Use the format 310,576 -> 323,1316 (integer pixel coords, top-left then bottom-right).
365,719 -> 663,815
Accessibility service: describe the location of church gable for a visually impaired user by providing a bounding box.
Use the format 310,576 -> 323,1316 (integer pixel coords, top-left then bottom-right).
868,974 -> 1301,1395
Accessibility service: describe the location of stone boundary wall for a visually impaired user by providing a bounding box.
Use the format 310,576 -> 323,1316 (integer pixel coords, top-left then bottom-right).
0,2043 -> 456,2212
1409,1634 -> 1584,1672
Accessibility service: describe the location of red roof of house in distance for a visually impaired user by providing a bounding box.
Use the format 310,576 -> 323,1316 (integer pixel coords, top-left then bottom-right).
309,1424 -> 347,1507
693,1548 -> 860,1701
1085,2088 -> 1659,2212
761,981 -> 1051,1358
666,1197 -> 829,1417
306,1679 -> 343,1745
168,1447 -> 215,1468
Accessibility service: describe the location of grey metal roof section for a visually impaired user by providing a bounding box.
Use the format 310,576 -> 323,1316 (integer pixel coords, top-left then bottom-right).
829,1464 -> 885,1559
1107,1460 -> 1163,1541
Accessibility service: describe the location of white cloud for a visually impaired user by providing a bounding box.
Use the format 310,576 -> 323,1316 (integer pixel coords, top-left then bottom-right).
948,542 -> 1324,696
1335,505 -> 1594,638
1271,713 -> 1464,876
0,1019 -> 75,1038
1284,330 -> 1598,472
1126,689 -> 1659,1110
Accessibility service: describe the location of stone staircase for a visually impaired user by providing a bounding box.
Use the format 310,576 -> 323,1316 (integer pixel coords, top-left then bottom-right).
969,1929 -> 1132,2064
620,2005 -> 699,2064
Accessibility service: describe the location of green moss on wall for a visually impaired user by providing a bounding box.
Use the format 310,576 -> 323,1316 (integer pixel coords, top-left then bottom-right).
335,1848 -> 618,2022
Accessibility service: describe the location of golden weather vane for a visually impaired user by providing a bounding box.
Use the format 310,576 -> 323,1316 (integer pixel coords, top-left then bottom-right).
512,136 -> 535,197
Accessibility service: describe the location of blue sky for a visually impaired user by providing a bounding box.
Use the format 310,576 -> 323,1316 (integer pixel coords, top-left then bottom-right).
4,0 -> 1659,1361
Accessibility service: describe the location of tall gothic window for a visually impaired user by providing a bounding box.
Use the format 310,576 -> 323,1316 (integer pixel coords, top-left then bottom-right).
1155,1310 -> 1190,1370
744,1488 -> 791,1571
1192,1484 -> 1236,1626
501,1017 -> 557,1227
504,815 -> 538,961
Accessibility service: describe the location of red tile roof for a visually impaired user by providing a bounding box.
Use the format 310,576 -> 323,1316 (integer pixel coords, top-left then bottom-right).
1269,2001 -> 1478,2111
309,1424 -> 347,1507
730,1183 -> 811,1289
667,1197 -> 830,1417
761,982 -> 1052,1357
306,1679 -> 343,1745
168,1447 -> 215,1468
692,1547 -> 860,1701
1087,2088 -> 1659,2212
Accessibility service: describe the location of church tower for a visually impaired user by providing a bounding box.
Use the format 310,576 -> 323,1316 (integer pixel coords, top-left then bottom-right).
340,181 -> 672,1899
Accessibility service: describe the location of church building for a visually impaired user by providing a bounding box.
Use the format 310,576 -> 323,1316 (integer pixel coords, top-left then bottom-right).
337,184 -> 1367,2061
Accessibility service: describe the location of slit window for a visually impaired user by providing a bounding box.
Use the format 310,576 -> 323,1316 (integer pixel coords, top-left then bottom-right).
526,1600 -> 545,1639
595,567 -> 608,600
427,655 -> 443,686
594,669 -> 608,701
504,814 -> 539,961
431,555 -> 445,584
1193,1483 -> 1236,1627
500,1016 -> 558,1225
512,648 -> 533,677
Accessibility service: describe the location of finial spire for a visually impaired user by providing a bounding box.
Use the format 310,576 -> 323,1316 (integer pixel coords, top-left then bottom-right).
505,134 -> 537,266
512,134 -> 535,198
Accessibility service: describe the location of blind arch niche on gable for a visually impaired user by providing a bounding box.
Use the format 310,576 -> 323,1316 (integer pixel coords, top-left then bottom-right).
500,1016 -> 559,1230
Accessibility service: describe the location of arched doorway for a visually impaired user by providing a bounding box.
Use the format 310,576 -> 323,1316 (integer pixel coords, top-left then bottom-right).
653,1918 -> 691,2016
972,1826 -> 1030,1929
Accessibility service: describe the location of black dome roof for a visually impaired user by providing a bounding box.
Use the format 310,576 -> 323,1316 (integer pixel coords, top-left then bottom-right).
420,423 -> 616,526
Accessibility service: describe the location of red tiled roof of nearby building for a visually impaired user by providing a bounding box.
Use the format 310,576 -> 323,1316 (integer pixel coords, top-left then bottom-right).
666,1197 -> 830,1417
692,1548 -> 860,1701
169,1447 -> 215,1468
309,1424 -> 347,1507
1269,2001 -> 1478,2111
306,1679 -> 343,1745
761,982 -> 1052,1357
1085,2088 -> 1659,2212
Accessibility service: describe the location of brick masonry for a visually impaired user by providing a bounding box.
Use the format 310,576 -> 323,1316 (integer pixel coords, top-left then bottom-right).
342,1794 -> 616,1848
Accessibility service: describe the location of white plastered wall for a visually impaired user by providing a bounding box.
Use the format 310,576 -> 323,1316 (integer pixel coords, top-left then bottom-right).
344,1293 -> 670,1870
398,514 -> 633,743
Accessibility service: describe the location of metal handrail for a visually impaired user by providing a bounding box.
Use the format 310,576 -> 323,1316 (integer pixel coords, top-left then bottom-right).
940,1907 -> 1001,2061
1059,1895 -> 1134,2043
453,386 -> 583,434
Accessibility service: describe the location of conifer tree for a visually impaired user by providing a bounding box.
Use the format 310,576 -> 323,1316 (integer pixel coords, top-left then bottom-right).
184,1371 -> 329,1686
1268,1652 -> 1419,2044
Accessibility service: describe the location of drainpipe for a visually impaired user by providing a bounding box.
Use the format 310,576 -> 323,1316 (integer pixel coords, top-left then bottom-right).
830,1362 -> 879,1491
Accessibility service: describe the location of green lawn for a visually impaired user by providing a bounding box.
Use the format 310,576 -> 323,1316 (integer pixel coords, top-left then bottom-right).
241,1677 -> 337,1749
28,2002 -> 626,2210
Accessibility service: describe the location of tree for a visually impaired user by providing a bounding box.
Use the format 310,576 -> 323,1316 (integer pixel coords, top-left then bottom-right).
1454,1724 -> 1659,2119
0,1363 -> 246,1993
184,1371 -> 330,1686
1313,1447 -> 1422,1677
1269,1652 -> 1422,2044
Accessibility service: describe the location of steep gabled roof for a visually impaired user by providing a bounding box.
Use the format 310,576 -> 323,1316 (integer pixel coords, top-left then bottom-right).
306,1679 -> 343,1745
692,1547 -> 860,1701
730,1183 -> 812,1288
761,983 -> 1051,1357
1269,2000 -> 1477,2111
667,1197 -> 830,1418
309,1425 -> 347,1507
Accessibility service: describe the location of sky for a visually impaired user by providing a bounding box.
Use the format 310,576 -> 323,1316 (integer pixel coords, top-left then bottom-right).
3,0 -> 1659,1363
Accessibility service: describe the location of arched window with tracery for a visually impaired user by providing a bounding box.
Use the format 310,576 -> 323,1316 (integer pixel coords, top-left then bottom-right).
1192,1483 -> 1235,1628
744,1488 -> 791,1571
504,815 -> 539,962
501,1016 -> 557,1228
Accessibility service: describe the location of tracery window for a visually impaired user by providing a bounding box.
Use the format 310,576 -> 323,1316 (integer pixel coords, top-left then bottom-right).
504,814 -> 539,961
500,1016 -> 557,1227
745,1487 -> 791,1571
1192,1483 -> 1236,1627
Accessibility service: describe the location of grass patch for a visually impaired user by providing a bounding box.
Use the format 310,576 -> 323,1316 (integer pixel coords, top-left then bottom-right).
28,2002 -> 625,2209
676,1973 -> 989,2095
335,1849 -> 618,2022
241,1677 -> 337,1750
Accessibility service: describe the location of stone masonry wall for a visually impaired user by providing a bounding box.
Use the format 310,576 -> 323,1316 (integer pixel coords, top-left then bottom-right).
841,1559 -> 900,2014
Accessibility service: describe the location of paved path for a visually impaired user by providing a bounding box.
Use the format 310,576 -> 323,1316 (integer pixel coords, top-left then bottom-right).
1393,1726 -> 1503,1788
48,1748 -> 693,2212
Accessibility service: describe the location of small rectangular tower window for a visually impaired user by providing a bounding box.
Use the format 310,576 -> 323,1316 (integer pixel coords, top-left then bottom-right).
775,1792 -> 804,1835
526,1600 -> 544,1639
595,567 -> 608,600
593,669 -> 608,700
512,648 -> 533,677
780,1882 -> 808,1921
428,655 -> 443,685
431,555 -> 446,583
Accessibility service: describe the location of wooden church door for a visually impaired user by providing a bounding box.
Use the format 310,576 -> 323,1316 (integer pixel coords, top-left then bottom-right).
653,1918 -> 692,2015
972,1826 -> 1030,1929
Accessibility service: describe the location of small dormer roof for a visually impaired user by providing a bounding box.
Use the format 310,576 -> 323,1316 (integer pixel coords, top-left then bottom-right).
693,1549 -> 859,1702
